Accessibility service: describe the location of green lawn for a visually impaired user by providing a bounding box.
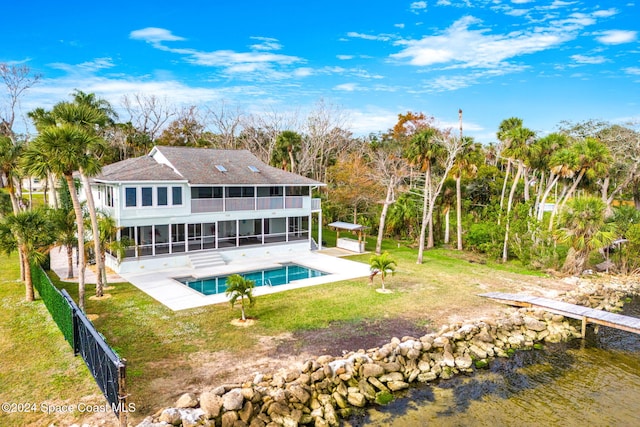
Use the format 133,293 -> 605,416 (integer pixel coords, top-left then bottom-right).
1,233 -> 547,424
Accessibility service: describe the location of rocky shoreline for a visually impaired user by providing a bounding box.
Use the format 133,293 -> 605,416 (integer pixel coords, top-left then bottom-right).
136,276 -> 640,427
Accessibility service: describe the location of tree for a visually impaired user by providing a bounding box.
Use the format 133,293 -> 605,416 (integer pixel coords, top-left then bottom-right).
50,206 -> 78,279
272,130 -> 302,173
30,98 -> 110,299
497,119 -> 535,262
225,274 -> 256,321
0,63 -> 40,141
451,137 -> 479,250
0,209 -> 54,301
121,93 -> 176,146
327,153 -> 382,223
370,139 -> 410,254
25,124 -> 100,311
556,196 -> 616,275
407,129 -> 463,263
369,252 -> 397,292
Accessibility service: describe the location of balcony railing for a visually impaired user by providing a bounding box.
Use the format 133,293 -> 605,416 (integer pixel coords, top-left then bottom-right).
190,195 -> 318,214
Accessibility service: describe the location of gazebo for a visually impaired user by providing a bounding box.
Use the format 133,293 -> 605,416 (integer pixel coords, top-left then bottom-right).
328,221 -> 368,253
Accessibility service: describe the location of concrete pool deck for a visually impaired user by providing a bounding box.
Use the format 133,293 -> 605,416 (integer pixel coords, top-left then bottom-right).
50,247 -> 371,311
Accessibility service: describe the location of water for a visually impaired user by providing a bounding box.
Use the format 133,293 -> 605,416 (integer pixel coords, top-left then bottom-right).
177,263 -> 327,295
349,298 -> 640,427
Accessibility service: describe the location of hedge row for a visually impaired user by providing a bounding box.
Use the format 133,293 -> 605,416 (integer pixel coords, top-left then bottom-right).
31,264 -> 74,348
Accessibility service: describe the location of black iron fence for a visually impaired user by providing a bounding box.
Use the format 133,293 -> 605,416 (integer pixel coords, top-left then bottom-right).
32,266 -> 128,427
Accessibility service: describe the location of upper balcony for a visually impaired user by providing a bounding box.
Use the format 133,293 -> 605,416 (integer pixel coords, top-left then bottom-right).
192,196 -> 322,214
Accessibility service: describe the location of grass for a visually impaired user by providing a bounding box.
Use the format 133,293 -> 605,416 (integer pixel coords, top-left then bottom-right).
1,232 -> 548,424
0,253 -> 102,427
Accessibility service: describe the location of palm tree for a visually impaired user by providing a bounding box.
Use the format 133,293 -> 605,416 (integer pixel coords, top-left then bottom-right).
273,130 -> 302,173
556,196 -> 616,275
451,138 -> 479,250
559,138 -> 611,209
498,120 -> 535,262
225,274 -> 256,321
406,128 -> 443,260
25,124 -> 100,311
369,252 -> 397,291
0,209 -> 54,301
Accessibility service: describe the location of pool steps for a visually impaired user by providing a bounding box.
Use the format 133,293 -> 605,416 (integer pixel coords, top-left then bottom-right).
188,252 -> 227,269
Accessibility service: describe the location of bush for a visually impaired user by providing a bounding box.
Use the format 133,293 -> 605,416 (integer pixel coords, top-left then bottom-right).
31,265 -> 74,348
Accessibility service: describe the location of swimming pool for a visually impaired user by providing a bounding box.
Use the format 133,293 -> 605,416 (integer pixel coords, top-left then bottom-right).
177,263 -> 328,296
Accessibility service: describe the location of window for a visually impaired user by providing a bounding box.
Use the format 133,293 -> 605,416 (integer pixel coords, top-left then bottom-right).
141,187 -> 153,206
125,187 -> 136,207
157,187 -> 168,206
106,186 -> 114,207
248,165 -> 260,173
215,165 -> 227,172
172,187 -> 183,205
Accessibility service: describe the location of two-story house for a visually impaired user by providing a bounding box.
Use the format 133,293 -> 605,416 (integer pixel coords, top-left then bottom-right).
90,146 -> 324,273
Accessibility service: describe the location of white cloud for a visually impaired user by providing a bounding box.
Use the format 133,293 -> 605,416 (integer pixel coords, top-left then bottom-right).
337,55 -> 354,60
395,23 -> 406,29
130,28 -> 304,80
346,32 -> 393,42
249,37 -> 283,51
334,83 -> 360,91
571,54 -> 608,64
391,15 -> 571,69
592,8 -> 618,18
511,0 -> 533,4
596,30 -> 637,45
410,1 -> 427,14
49,57 -> 115,73
129,27 -> 185,44
625,67 -> 640,76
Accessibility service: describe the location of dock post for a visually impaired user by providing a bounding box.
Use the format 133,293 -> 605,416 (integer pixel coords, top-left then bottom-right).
581,317 -> 587,338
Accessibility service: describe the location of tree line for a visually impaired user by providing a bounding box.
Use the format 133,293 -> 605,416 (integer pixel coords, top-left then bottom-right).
2,63 -> 640,310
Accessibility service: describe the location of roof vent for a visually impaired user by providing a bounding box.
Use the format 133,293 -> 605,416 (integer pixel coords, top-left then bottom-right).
248,165 -> 260,173
215,165 -> 227,172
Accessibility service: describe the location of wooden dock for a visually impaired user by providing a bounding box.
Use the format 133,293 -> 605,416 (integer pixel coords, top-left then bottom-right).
479,292 -> 640,337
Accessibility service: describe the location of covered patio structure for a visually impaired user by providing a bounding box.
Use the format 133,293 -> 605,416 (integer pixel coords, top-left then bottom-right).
328,221 -> 368,253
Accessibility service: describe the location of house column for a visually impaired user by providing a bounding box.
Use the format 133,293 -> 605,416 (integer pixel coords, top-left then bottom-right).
318,210 -> 323,250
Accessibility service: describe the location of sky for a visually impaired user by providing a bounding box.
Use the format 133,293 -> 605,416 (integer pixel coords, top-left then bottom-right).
2,0 -> 639,143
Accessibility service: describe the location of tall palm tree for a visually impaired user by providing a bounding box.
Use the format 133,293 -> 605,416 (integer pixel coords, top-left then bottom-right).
451,138 -> 479,250
499,122 -> 535,262
31,98 -> 110,299
273,130 -> 302,173
50,206 -> 78,279
406,128 -> 443,261
559,138 -> 611,209
26,124 -> 100,311
556,196 -> 616,275
0,136 -> 24,214
369,252 -> 397,291
225,274 -> 256,321
0,209 -> 54,301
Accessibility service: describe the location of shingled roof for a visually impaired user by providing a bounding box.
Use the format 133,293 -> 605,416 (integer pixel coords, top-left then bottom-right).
95,155 -> 185,182
94,146 -> 323,186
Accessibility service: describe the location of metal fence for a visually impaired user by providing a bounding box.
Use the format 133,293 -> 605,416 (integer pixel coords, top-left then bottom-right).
33,266 -> 128,427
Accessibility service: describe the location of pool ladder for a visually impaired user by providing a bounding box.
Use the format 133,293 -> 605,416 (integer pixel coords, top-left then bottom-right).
265,279 -> 273,287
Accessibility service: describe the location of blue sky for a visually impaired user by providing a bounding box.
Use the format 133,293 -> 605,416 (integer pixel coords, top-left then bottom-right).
2,0 -> 639,143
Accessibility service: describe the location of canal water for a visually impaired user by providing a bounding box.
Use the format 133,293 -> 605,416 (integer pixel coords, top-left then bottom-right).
347,298 -> 640,426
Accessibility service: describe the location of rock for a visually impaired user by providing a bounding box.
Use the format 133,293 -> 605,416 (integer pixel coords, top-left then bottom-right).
159,408 -> 181,425
223,389 -> 245,411
358,379 -> 377,400
289,384 -> 311,405
524,316 -> 547,332
332,391 -> 348,409
200,391 -> 224,419
387,381 -> 409,391
379,372 -> 404,383
221,410 -> 238,427
347,392 -> 367,407
455,354 -> 473,370
238,401 -> 254,423
442,351 -> 456,367
179,409 -> 206,427
323,403 -> 339,427
361,363 -> 385,378
368,376 -> 389,392
175,392 -> 198,408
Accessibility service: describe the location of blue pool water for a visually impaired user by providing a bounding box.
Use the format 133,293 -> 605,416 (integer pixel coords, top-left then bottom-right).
178,264 -> 328,295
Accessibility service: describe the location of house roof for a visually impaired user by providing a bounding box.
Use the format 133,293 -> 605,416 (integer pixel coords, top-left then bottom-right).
94,146 -> 324,186
96,156 -> 185,182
